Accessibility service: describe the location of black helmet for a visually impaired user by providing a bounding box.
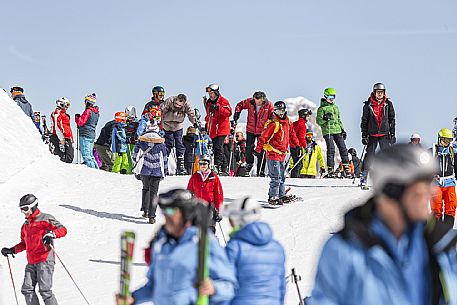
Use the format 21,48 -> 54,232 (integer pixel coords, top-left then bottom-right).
158,189 -> 199,222
19,194 -> 38,212
373,83 -> 386,92
348,148 -> 357,156
152,86 -> 165,94
273,101 -> 287,119
298,108 -> 312,119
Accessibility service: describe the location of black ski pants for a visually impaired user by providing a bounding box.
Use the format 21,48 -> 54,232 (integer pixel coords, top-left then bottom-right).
49,134 -> 74,164
361,136 -> 390,171
140,175 -> 161,218
164,129 -> 185,157
212,136 -> 227,169
323,133 -> 349,168
245,132 -> 266,175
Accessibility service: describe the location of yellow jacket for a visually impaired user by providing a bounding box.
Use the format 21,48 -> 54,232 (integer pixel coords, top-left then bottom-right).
289,142 -> 326,177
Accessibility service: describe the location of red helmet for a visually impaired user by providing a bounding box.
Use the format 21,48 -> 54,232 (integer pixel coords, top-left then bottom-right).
115,111 -> 127,123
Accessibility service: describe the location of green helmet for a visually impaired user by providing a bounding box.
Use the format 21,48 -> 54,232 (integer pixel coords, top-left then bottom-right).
438,128 -> 453,139
324,88 -> 336,97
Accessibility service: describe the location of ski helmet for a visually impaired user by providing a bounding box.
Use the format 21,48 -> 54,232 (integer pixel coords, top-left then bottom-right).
158,188 -> 199,222
370,144 -> 437,200
348,148 -> 357,156
273,101 -> 287,119
410,133 -> 421,140
253,91 -> 266,100
373,83 -> 386,92
199,154 -> 211,163
152,86 -> 165,94
223,196 -> 261,227
206,83 -> 220,93
438,128 -> 453,139
19,194 -> 38,213
84,93 -> 96,105
56,97 -> 70,109
298,108 -> 312,119
125,106 -> 137,119
323,88 -> 336,97
10,86 -> 24,93
453,117 -> 457,124
115,111 -> 127,123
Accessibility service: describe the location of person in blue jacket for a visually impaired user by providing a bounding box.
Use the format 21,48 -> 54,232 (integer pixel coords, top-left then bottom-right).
310,144 -> 457,305
111,112 -> 129,174
224,197 -> 286,305
116,188 -> 237,305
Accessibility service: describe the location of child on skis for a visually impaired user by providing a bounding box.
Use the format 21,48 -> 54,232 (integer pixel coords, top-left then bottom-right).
112,112 -> 129,174
187,154 -> 224,233
255,101 -> 300,205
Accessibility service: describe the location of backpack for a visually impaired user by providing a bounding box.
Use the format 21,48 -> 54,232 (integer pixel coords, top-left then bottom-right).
262,117 -> 289,155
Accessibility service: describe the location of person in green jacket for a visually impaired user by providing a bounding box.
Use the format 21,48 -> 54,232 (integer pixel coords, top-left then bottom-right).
316,88 -> 351,178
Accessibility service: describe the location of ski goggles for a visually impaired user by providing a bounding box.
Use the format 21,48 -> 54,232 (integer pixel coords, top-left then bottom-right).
156,92 -> 165,97
158,189 -> 193,208
199,161 -> 209,166
162,207 -> 178,217
19,199 -> 38,213
324,94 -> 336,101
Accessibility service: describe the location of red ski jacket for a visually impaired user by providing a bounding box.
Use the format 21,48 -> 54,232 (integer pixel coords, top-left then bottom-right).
204,95 -> 232,139
255,115 -> 299,161
13,209 -> 67,264
234,98 -> 274,135
51,108 -> 73,141
187,170 -> 224,210
293,117 -> 308,148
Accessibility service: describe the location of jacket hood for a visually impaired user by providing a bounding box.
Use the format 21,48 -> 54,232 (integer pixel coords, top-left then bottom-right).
232,221 -> 272,246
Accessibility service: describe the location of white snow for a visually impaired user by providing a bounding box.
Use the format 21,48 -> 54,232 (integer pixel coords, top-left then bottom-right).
0,90 -> 370,305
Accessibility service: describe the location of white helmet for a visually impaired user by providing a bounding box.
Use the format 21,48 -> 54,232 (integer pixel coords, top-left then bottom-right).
56,97 -> 70,108
410,133 -> 421,140
125,105 -> 137,118
223,197 -> 261,227
206,83 -> 220,93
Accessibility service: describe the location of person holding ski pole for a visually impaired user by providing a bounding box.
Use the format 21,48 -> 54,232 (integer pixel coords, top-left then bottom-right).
2,194 -> 67,305
115,189 -> 236,305
224,196 -> 286,305
204,83 -> 232,176
75,93 -> 100,168
255,101 -> 300,205
316,88 -> 351,178
233,91 -> 274,177
292,130 -> 326,178
359,82 -> 396,189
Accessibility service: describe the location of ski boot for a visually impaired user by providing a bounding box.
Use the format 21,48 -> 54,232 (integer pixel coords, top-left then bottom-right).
359,170 -> 369,190
268,197 -> 283,206
148,217 -> 156,224
245,163 -> 253,177
141,211 -> 149,218
218,166 -> 229,176
342,164 -> 354,179
324,167 -> 335,178
176,155 -> 187,175
280,194 -> 297,204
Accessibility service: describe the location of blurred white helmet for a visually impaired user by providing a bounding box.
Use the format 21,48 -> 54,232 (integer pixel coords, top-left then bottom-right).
223,197 -> 261,227
125,105 -> 137,118
410,133 -> 421,140
56,97 -> 70,108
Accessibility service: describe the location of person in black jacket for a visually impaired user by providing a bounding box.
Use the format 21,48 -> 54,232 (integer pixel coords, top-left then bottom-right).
94,120 -> 116,171
359,83 -> 396,188
183,126 -> 196,174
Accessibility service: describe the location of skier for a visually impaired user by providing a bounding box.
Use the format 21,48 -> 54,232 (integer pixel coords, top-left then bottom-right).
161,94 -> 197,175
133,131 -> 168,224
111,112 -> 129,174
290,130 -> 326,178
348,148 -> 361,178
255,101 -> 300,205
224,197 -> 286,305
291,108 -> 311,178
10,86 -> 35,121
360,82 -> 396,188
137,107 -> 162,137
115,189 -> 236,305
143,86 -> 165,114
1,194 -> 67,305
183,126 -> 197,174
50,97 -> 74,163
94,119 -> 116,171
310,144 -> 457,305
409,133 -> 421,146
233,91 -> 274,177
187,154 -> 224,233
203,83 -> 232,175
234,131 -> 247,176
75,93 -> 100,168
316,88 -> 351,178
124,105 -> 139,173
431,128 -> 457,228
33,111 -> 43,135
453,117 -> 457,140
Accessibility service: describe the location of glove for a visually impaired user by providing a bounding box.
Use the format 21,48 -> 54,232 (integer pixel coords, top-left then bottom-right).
233,112 -> 240,123
215,213 -> 222,223
341,130 -> 347,141
210,104 -> 219,112
320,168 -> 326,175
75,113 -> 80,119
296,147 -> 303,158
59,143 -> 65,153
193,122 -> 199,129
1,247 -> 15,257
390,135 -> 396,144
323,112 -> 332,121
42,232 -> 55,245
362,135 -> 369,145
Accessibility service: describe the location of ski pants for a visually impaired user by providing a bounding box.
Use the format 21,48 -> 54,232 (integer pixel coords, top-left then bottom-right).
245,132 -> 266,175
112,152 -> 130,174
79,136 -> 98,169
49,134 -> 74,163
164,129 -> 185,157
140,175 -> 161,218
21,257 -> 58,305
267,159 -> 286,198
323,133 -> 349,168
94,144 -> 113,172
361,136 -> 390,171
431,185 -> 457,218
212,136 -> 227,169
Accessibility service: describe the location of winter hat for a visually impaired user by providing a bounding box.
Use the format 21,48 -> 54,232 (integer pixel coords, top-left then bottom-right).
223,197 -> 261,227
138,131 -> 165,143
10,86 -> 24,93
85,93 -> 97,104
187,126 -> 197,134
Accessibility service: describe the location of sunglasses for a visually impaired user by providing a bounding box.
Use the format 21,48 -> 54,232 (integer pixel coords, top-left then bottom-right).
162,207 -> 177,216
155,92 -> 165,97
199,162 -> 209,166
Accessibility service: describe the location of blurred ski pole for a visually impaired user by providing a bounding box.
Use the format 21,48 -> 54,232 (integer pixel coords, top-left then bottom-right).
291,268 -> 304,305
6,256 -> 20,305
218,222 -> 227,245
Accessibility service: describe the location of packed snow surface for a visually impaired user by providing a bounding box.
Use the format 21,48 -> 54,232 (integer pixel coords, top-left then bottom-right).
1,90 -> 368,305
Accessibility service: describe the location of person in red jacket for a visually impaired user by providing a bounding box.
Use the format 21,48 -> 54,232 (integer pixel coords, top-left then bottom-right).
1,194 -> 67,305
233,91 -> 274,177
291,108 -> 311,177
50,97 -> 74,163
187,154 -> 224,233
203,83 -> 232,176
255,101 -> 300,205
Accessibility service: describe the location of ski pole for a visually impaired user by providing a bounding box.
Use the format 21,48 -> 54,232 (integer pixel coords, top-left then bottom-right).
50,245 -> 92,305
291,268 -> 304,305
218,222 -> 227,245
259,150 -> 266,177
286,149 -> 307,177
352,144 -> 367,184
6,256 -> 19,305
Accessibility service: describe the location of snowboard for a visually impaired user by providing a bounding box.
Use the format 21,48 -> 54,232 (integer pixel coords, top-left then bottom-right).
119,231 -> 135,304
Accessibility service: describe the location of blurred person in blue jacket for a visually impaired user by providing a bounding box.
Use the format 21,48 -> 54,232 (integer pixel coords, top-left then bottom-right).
224,197 -> 286,305
116,189 -> 236,305
310,144 -> 457,305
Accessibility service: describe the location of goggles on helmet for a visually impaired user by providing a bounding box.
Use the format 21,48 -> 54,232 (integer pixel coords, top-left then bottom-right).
274,108 -> 286,116
158,189 -> 193,208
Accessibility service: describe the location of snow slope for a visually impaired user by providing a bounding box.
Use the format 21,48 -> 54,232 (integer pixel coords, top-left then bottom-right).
0,91 -> 368,305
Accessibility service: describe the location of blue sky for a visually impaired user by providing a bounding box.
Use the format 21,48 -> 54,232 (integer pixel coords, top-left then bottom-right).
2,0 -> 457,152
